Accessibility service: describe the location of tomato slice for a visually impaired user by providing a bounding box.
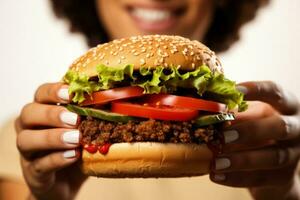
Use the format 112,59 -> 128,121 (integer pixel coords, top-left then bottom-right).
111,101 -> 198,121
81,86 -> 144,106
144,94 -> 226,113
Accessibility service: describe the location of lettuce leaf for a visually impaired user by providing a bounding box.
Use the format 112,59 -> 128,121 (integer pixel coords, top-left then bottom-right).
63,64 -> 247,111
63,70 -> 100,103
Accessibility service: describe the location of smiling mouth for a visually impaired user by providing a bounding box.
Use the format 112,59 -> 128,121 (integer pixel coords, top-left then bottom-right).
126,5 -> 187,32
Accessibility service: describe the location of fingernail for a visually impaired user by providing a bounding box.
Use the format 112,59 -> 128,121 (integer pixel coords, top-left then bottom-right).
223,130 -> 239,144
282,116 -> 298,137
236,86 -> 248,95
215,158 -> 231,170
60,111 -> 78,126
214,174 -> 226,181
57,88 -> 70,101
63,150 -> 76,159
62,130 -> 79,144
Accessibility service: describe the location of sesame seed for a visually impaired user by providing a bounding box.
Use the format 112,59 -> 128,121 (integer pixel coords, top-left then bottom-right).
100,54 -> 105,60
134,52 -> 139,56
159,57 -> 164,63
118,59 -> 121,64
162,53 -> 168,58
121,56 -> 125,60
140,59 -> 146,65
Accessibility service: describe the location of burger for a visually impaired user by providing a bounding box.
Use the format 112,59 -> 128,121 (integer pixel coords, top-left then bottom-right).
63,35 -> 247,178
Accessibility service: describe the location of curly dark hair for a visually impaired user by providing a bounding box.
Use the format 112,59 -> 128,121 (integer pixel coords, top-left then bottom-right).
49,0 -> 269,52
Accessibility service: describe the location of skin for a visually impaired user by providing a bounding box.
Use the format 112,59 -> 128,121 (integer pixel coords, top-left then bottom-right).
3,0 -> 300,200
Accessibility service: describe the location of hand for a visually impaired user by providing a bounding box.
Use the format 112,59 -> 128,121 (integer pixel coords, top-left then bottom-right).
16,83 -> 87,200
209,81 -> 300,199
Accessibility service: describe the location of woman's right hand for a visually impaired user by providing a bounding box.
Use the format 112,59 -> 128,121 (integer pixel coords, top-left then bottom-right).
15,83 -> 87,200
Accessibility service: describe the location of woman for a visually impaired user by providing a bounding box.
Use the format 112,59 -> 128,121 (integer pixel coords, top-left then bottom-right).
2,0 -> 300,199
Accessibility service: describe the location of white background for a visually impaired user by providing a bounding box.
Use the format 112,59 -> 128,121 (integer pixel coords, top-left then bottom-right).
0,0 -> 299,126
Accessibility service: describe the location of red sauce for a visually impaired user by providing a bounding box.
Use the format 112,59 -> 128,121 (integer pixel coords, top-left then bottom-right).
84,144 -> 98,154
98,143 -> 111,155
83,143 -> 112,154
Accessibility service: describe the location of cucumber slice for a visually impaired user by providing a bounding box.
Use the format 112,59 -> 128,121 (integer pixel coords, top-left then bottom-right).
194,113 -> 235,127
66,104 -> 138,123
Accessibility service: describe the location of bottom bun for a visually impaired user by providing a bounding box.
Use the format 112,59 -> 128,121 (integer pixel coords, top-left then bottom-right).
81,142 -> 213,178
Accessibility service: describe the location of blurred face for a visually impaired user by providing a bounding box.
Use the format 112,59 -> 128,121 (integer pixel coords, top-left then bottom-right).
96,0 -> 215,41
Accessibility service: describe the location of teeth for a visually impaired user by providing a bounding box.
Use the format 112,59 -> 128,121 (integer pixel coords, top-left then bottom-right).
132,8 -> 171,22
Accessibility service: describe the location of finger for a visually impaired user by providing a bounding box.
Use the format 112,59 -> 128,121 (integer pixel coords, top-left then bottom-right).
17,129 -> 80,155
212,147 -> 292,173
210,166 -> 295,188
233,101 -> 277,123
30,150 -> 79,178
34,82 -> 70,104
14,117 -> 23,133
223,115 -> 300,146
238,81 -> 299,115
20,103 -> 79,128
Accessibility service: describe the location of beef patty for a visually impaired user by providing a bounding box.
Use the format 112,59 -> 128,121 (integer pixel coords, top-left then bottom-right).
79,116 -> 222,146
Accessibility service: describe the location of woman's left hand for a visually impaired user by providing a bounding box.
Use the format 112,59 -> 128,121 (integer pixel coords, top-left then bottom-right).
210,81 -> 300,199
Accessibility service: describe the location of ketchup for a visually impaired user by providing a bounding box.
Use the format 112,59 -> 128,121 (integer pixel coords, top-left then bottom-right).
84,143 -> 112,155
84,144 -> 98,154
98,143 -> 111,155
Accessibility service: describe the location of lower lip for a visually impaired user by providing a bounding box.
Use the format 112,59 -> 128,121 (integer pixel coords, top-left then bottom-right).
129,10 -> 178,32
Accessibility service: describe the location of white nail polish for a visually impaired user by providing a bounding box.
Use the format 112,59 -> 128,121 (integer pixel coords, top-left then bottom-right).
60,112 -> 78,126
282,116 -> 298,137
214,174 -> 226,181
62,130 -> 79,144
57,88 -> 70,101
215,158 -> 231,170
63,150 -> 76,159
223,130 -> 239,144
236,86 -> 248,95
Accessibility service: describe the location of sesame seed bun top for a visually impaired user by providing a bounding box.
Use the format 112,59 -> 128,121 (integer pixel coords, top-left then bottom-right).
69,35 -> 223,77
